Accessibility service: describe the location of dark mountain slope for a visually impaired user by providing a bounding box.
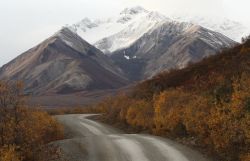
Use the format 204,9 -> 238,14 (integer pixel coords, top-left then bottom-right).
110,22 -> 236,80
133,38 -> 250,99
0,28 -> 128,95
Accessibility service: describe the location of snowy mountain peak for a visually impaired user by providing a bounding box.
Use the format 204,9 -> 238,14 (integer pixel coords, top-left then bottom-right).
54,27 -> 78,39
67,6 -> 244,54
171,14 -> 249,42
79,18 -> 98,27
117,6 -> 149,24
94,10 -> 170,54
67,6 -> 168,45
70,18 -> 98,32
80,17 -> 91,24
184,24 -> 202,33
120,6 -> 148,15
53,27 -> 97,55
146,11 -> 169,22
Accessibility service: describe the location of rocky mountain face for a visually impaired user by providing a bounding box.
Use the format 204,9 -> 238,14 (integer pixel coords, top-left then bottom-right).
110,22 -> 236,80
67,6 -> 237,81
0,28 -> 128,95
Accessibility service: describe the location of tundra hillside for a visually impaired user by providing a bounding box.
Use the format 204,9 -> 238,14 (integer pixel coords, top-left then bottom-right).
0,82 -> 64,161
97,37 -> 250,161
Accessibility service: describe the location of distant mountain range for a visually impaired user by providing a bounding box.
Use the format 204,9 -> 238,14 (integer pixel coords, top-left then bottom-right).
68,6 -> 236,80
68,6 -> 248,44
171,14 -> 249,42
0,6 -> 239,97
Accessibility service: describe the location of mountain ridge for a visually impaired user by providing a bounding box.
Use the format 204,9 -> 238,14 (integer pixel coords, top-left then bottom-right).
0,28 -> 129,95
171,13 -> 249,42
68,6 -> 248,46
109,21 -> 236,80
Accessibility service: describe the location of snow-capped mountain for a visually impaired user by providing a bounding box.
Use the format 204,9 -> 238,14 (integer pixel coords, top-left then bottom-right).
171,14 -> 249,42
94,11 -> 170,54
68,6 -> 170,54
68,6 -> 242,53
68,6 -> 150,44
110,21 -> 236,79
66,6 -> 237,80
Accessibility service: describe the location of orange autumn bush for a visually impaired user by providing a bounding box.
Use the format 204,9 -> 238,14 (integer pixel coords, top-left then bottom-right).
0,81 -> 64,161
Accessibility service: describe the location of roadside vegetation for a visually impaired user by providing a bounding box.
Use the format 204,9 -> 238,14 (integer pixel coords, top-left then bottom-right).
96,37 -> 250,161
0,81 -> 64,161
48,106 -> 99,116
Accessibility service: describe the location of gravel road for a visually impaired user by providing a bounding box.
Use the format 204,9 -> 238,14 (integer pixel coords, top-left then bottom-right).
55,114 -> 211,161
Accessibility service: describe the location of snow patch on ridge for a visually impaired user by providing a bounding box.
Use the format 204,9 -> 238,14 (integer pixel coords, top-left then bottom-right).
124,55 -> 130,60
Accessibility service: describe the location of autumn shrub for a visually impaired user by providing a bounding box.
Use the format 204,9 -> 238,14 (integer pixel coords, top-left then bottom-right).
182,95 -> 211,141
97,94 -> 134,124
0,81 -> 64,161
240,152 -> 250,161
0,145 -> 21,161
126,100 -> 153,130
48,105 -> 101,115
153,89 -> 190,137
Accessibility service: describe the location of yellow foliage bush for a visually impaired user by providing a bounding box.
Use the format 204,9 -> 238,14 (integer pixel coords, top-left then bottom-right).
126,100 -> 153,130
0,145 -> 21,161
154,89 -> 191,136
0,81 -> 64,161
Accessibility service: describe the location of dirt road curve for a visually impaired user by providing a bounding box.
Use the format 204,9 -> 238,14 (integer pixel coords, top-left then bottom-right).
55,114 -> 211,161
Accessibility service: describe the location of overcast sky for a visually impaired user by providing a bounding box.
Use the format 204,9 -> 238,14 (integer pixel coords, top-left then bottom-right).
0,0 -> 250,66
